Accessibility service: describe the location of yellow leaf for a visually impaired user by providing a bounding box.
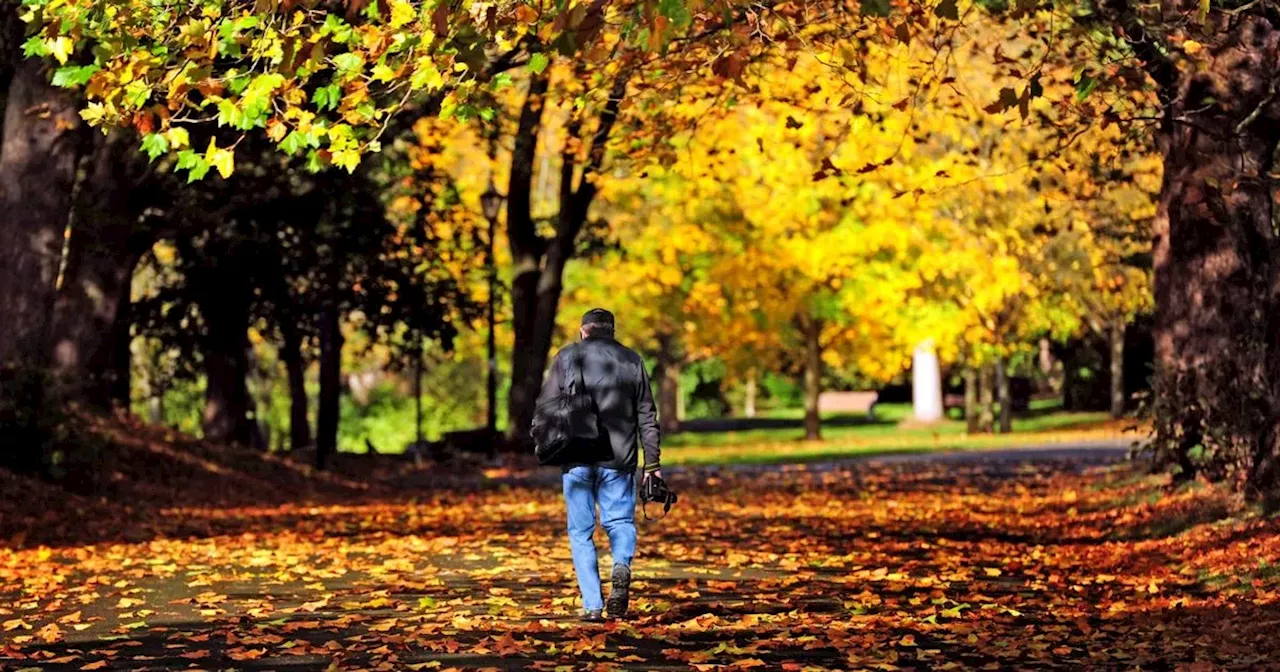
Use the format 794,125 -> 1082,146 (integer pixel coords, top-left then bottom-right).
389,0 -> 415,28
1183,39 -> 1203,55
983,567 -> 1002,577
204,138 -> 235,178
47,36 -> 73,64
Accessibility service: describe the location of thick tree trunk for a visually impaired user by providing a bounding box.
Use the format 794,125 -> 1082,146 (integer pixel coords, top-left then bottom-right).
996,357 -> 1012,434
200,286 -> 255,446
802,317 -> 823,441
978,364 -> 995,434
109,300 -> 133,407
744,368 -> 758,418
316,303 -> 343,470
505,73 -> 551,445
280,322 -> 312,452
963,366 -> 979,433
1141,15 -> 1280,489
1109,321 -> 1126,419
0,60 -> 83,469
656,333 -> 681,436
50,133 -> 150,409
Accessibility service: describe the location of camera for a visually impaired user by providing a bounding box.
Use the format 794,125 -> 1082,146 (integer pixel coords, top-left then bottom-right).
640,473 -> 678,520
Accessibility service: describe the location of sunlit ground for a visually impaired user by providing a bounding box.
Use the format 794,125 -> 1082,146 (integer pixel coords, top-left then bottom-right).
3,450 -> 1277,671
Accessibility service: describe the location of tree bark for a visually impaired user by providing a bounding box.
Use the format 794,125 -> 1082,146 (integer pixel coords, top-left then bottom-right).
200,285 -> 255,446
316,302 -> 343,470
505,73 -> 551,445
802,317 -> 823,441
280,321 -> 312,452
50,132 -> 152,409
505,69 -> 629,445
1144,16 -> 1280,487
656,332 -> 682,436
978,364 -> 995,434
0,59 -> 83,469
996,357 -> 1012,434
744,368 -> 758,418
1109,321 -> 1126,419
963,366 -> 979,433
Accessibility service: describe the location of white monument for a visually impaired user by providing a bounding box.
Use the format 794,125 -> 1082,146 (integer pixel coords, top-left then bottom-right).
912,339 -> 943,423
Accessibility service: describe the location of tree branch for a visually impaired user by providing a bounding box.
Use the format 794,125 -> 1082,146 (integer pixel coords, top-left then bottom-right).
507,72 -> 551,259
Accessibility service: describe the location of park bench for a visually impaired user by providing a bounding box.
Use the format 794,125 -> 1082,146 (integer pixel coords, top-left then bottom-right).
818,391 -> 880,419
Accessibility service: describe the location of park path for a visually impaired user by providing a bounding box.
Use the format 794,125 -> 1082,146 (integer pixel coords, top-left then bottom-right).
3,440 -> 1278,671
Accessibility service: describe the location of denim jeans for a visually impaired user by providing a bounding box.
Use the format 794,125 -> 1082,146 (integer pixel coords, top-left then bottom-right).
562,465 -> 636,611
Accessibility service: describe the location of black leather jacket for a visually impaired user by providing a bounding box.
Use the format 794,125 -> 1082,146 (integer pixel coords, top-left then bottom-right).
536,335 -> 662,472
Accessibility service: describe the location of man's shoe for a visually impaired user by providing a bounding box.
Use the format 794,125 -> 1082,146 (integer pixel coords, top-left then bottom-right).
607,564 -> 631,619
580,608 -> 605,623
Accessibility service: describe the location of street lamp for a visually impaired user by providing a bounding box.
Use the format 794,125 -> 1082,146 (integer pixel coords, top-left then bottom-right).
479,180 -> 505,437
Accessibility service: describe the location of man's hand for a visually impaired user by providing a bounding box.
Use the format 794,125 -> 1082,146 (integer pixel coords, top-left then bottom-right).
646,469 -> 661,482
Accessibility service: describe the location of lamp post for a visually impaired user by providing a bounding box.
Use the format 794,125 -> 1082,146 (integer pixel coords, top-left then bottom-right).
479,180 -> 505,437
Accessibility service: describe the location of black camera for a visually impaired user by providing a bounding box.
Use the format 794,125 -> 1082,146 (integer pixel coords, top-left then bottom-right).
640,474 -> 678,520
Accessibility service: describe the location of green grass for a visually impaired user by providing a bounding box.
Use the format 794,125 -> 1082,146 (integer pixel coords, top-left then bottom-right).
660,403 -> 1127,467
666,403 -> 1112,449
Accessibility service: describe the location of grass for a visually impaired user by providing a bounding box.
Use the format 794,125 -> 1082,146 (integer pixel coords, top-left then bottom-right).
662,402 -> 1133,467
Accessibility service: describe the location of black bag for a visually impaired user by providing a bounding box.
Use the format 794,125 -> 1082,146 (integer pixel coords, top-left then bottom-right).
531,347 -> 597,465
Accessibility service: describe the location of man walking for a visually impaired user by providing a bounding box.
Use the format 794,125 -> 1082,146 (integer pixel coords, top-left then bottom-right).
536,308 -> 662,621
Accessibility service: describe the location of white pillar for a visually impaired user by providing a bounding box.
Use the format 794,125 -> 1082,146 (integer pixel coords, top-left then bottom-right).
912,340 -> 943,423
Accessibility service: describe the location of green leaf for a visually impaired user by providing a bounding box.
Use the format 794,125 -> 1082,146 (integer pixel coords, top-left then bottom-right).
1075,74 -> 1098,101
934,0 -> 960,20
860,0 -> 892,17
176,149 -> 210,182
217,99 -> 247,128
280,130 -> 307,155
51,64 -> 100,88
21,35 -> 48,58
528,52 -> 550,75
305,149 -> 326,173
140,133 -> 169,162
333,52 -> 364,78
122,80 -> 152,109
312,84 -> 341,111
492,72 -> 514,89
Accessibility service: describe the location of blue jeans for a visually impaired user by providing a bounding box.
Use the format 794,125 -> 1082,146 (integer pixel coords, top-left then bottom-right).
562,465 -> 637,611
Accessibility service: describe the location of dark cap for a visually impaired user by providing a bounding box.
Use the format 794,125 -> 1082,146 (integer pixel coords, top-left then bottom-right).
581,308 -> 615,328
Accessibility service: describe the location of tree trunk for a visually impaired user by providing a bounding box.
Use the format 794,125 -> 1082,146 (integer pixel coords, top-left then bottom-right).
978,364 -> 995,434
108,299 -> 133,407
996,357 -> 1012,434
50,132 -> 151,409
281,321 -> 312,452
200,286 -> 254,446
505,69 -> 627,445
802,317 -> 823,441
1101,5 -> 1280,491
963,366 -> 979,433
1038,338 -> 1062,395
1109,321 -> 1126,419
504,73 -> 551,445
744,368 -> 758,418
316,302 -> 343,470
656,332 -> 681,436
0,59 -> 83,470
